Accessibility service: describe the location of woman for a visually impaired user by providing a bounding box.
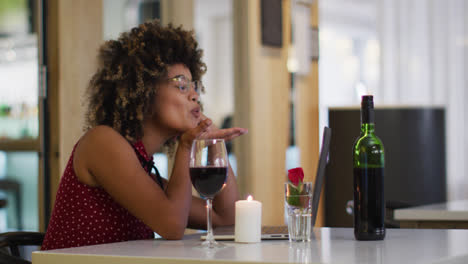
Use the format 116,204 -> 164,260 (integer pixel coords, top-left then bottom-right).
41,20 -> 247,250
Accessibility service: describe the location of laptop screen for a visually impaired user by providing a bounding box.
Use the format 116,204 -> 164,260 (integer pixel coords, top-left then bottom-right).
311,126 -> 332,226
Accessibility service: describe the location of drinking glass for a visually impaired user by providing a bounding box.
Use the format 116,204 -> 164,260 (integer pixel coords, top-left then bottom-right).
190,139 -> 229,248
285,182 -> 313,242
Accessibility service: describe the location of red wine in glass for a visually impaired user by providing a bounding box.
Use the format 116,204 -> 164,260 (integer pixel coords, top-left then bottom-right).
190,167 -> 227,199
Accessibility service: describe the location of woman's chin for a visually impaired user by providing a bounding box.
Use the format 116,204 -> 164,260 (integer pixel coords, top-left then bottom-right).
190,120 -> 200,129
173,119 -> 200,134
175,123 -> 197,134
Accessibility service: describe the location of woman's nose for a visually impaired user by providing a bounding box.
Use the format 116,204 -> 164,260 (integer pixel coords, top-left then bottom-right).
190,89 -> 199,102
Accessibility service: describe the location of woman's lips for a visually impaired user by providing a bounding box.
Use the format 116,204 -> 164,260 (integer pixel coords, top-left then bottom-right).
191,107 -> 201,119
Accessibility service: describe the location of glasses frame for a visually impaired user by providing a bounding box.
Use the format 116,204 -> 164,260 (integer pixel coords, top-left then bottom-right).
167,75 -> 203,95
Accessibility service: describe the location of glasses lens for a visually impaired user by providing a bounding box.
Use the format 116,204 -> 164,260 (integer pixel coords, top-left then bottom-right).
170,76 -> 202,95
172,77 -> 187,92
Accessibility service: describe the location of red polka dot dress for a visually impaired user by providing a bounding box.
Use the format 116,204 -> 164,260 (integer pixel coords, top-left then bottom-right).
41,141 -> 161,250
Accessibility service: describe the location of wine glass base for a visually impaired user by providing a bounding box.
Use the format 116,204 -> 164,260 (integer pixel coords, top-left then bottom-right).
199,239 -> 225,249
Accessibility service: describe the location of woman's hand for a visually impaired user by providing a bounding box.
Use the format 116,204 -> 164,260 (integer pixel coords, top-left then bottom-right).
199,114 -> 248,140
179,118 -> 213,150
179,116 -> 248,150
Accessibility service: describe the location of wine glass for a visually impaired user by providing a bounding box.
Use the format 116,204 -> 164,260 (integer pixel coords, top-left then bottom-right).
189,139 -> 229,248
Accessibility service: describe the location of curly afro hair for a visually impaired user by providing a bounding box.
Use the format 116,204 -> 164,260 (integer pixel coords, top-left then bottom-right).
84,20 -> 206,142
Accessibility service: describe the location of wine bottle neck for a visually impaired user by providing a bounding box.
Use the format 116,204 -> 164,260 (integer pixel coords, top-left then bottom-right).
361,105 -> 374,122
361,106 -> 375,133
361,123 -> 375,134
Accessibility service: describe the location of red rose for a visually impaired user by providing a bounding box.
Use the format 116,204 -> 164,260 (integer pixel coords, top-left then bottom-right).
288,167 -> 304,187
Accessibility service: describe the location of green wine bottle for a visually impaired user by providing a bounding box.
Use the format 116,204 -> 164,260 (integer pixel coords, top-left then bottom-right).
353,95 -> 385,240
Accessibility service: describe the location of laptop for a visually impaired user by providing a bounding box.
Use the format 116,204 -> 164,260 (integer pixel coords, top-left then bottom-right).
201,126 -> 332,240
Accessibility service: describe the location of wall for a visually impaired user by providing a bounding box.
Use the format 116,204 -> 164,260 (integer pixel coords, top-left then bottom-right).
295,2 -> 321,226
161,0 -> 194,29
194,0 -> 234,127
46,0 -> 103,230
233,0 -> 292,225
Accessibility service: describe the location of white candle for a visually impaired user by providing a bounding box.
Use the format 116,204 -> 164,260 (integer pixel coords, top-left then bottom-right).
235,195 -> 262,243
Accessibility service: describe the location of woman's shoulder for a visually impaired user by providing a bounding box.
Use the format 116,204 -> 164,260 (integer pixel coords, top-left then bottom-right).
73,125 -> 135,186
85,125 -> 121,137
80,125 -> 127,146
75,126 -> 133,165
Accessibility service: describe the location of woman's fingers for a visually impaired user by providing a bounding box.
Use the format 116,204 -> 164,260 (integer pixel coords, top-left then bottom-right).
195,119 -> 212,135
224,131 -> 246,141
201,127 -> 248,141
180,116 -> 247,150
179,119 -> 213,149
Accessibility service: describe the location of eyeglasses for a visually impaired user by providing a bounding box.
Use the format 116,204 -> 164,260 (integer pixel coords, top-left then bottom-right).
168,75 -> 203,95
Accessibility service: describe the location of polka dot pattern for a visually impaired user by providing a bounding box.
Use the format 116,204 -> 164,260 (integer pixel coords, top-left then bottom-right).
41,141 -> 155,250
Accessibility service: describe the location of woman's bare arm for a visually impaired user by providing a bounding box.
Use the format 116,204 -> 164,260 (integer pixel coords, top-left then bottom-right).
75,120 -> 214,239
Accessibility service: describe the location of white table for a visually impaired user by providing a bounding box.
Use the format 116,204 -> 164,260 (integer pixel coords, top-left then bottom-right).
394,200 -> 468,229
33,227 -> 468,264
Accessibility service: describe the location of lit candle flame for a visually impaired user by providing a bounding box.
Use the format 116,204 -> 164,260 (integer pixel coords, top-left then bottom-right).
247,195 -> 253,201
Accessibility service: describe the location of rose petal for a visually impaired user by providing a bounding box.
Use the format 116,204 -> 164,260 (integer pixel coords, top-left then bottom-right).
288,167 -> 304,186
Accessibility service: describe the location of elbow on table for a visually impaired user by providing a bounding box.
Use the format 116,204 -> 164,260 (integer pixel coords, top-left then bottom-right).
156,221 -> 186,240
160,231 -> 184,240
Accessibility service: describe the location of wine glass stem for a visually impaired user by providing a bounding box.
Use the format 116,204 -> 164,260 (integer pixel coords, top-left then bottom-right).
206,199 -> 215,244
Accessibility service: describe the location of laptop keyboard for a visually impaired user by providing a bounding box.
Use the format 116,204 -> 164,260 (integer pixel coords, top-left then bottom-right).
262,225 -> 288,234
